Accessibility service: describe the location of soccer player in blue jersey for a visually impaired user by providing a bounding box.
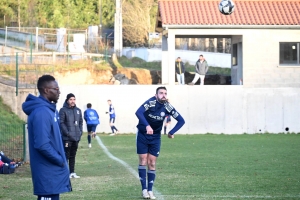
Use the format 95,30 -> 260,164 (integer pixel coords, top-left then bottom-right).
106,100 -> 119,136
84,103 -> 100,148
135,86 -> 185,199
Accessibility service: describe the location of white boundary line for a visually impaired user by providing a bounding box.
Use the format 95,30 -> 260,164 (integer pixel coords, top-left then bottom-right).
96,136 -> 164,200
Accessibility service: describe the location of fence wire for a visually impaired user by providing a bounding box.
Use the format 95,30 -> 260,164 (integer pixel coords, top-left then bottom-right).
0,124 -> 25,162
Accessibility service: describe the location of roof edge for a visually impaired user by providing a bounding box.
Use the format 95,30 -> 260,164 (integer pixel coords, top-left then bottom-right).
162,25 -> 300,30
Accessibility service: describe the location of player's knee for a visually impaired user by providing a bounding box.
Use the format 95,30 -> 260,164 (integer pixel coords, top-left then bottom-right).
148,160 -> 156,169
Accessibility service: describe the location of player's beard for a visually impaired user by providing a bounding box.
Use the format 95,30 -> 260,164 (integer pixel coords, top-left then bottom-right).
157,97 -> 168,104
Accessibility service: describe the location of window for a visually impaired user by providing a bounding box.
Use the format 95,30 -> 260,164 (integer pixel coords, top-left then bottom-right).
232,43 -> 237,66
279,42 -> 300,64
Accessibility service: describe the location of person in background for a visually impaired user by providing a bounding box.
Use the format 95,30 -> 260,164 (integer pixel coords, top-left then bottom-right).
135,86 -> 185,199
175,57 -> 186,85
188,55 -> 209,85
22,75 -> 71,200
106,100 -> 119,136
163,115 -> 171,135
59,93 -> 83,179
84,103 -> 100,148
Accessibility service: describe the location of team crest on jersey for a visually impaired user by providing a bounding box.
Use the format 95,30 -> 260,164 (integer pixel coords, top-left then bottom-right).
149,100 -> 156,107
77,110 -> 80,114
144,104 -> 149,110
160,112 -> 165,117
89,111 -> 95,116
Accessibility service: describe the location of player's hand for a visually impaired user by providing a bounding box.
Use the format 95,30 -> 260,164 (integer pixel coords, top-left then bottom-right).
168,133 -> 174,139
146,125 -> 153,134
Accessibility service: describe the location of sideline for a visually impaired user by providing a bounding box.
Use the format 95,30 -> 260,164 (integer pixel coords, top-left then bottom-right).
96,135 -> 164,200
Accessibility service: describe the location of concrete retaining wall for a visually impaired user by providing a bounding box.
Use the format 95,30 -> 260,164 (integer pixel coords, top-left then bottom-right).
5,84 -> 300,134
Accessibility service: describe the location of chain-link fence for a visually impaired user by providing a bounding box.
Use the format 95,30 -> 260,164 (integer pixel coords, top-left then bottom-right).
0,63 -> 54,90
0,124 -> 25,162
0,27 -> 111,65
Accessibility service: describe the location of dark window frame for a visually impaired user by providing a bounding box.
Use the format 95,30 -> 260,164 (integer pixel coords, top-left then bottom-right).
279,42 -> 300,65
232,43 -> 237,66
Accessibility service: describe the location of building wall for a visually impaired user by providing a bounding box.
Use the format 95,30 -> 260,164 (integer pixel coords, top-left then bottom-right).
57,85 -> 300,134
242,29 -> 300,88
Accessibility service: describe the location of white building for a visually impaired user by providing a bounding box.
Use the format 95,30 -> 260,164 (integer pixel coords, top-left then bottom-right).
155,0 -> 300,87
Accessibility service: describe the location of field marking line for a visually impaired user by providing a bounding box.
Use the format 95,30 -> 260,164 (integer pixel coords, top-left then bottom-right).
96,135 -> 164,200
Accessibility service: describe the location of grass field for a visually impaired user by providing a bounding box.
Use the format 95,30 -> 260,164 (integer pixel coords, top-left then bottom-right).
1,133 -> 299,200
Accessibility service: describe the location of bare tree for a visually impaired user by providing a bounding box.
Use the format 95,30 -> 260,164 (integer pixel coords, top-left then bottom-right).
122,0 -> 156,46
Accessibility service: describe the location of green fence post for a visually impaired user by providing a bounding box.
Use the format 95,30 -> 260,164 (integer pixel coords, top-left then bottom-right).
16,52 -> 19,96
105,33 -> 108,62
30,33 -> 33,64
67,30 -> 70,65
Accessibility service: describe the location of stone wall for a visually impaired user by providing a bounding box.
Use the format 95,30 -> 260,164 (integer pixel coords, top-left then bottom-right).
0,84 -> 37,121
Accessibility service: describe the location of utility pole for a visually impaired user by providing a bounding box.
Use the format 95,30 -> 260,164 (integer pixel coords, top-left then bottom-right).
99,0 -> 102,39
114,0 -> 122,57
18,0 -> 20,31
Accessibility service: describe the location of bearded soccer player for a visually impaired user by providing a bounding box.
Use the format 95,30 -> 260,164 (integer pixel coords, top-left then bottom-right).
135,86 -> 185,199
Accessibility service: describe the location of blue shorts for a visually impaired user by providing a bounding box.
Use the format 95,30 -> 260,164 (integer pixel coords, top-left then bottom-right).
136,131 -> 161,157
87,124 -> 98,132
110,117 -> 116,123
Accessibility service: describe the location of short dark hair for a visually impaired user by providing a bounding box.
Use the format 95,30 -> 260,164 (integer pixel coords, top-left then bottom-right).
199,54 -> 203,57
156,86 -> 167,94
37,75 -> 55,93
87,103 -> 92,108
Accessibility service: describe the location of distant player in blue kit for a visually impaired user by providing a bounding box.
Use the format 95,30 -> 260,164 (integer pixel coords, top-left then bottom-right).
84,103 -> 100,148
135,86 -> 185,199
106,99 -> 119,136
163,115 -> 171,135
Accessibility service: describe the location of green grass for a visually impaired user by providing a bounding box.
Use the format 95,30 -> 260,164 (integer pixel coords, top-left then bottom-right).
1,133 -> 299,200
118,56 -> 162,71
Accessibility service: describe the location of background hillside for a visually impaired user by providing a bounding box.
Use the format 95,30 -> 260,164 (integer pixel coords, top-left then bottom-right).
0,0 -> 158,46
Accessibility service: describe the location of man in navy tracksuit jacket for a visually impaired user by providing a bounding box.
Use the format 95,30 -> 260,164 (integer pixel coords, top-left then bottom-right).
135,86 -> 185,199
22,75 -> 71,200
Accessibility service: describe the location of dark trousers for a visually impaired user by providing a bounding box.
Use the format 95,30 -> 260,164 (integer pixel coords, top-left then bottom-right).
64,141 -> 79,173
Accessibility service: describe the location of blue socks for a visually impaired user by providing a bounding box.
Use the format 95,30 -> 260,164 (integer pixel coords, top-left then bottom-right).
147,170 -> 156,191
138,165 -> 156,191
138,165 -> 147,190
87,134 -> 91,144
111,126 -> 118,133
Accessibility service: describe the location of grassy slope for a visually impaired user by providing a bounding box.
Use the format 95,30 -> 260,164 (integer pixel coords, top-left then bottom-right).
0,97 -> 25,126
